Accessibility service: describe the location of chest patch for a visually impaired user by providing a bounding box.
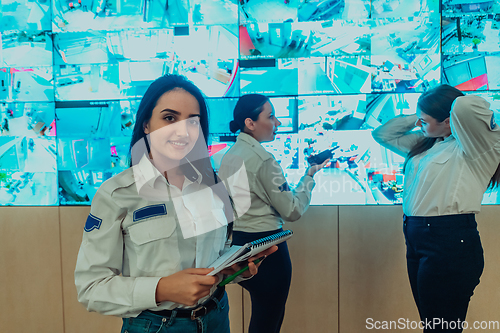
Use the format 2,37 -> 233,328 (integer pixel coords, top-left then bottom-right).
133,204 -> 167,222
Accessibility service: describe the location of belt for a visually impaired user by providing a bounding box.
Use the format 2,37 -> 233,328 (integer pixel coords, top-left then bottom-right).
147,286 -> 225,320
403,214 -> 476,227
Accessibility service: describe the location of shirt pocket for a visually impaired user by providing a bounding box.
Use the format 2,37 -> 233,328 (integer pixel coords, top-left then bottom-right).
429,151 -> 452,164
418,150 -> 453,176
127,217 -> 180,274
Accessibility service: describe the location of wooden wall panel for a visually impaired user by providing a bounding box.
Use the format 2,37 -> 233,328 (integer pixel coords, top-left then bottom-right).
2,204 -> 499,333
338,205 -> 419,332
0,207 -> 64,333
464,206 -> 500,331
243,289 -> 251,333
59,206 -> 122,333
243,206 -> 339,333
226,284 -> 244,333
338,205 -> 500,332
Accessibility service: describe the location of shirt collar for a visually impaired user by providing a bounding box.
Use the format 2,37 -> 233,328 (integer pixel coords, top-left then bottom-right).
183,159 -> 203,185
237,132 -> 272,158
442,134 -> 455,143
134,154 -> 164,194
134,154 -> 203,193
237,132 -> 266,150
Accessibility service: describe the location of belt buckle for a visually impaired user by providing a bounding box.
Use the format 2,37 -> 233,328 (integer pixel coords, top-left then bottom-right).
190,305 -> 207,320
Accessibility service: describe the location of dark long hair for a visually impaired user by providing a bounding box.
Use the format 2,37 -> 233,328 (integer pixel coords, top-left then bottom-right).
128,74 -> 234,234
404,85 -> 500,188
404,84 -> 464,171
229,94 -> 269,133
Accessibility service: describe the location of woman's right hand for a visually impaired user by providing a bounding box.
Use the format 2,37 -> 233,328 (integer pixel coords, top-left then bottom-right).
155,268 -> 218,306
306,158 -> 330,177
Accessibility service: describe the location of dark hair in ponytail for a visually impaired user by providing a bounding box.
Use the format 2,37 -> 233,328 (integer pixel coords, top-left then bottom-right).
229,120 -> 241,133
230,94 -> 269,133
404,84 -> 464,171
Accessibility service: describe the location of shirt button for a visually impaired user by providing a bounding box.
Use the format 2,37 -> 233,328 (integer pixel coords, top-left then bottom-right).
427,224 -> 430,227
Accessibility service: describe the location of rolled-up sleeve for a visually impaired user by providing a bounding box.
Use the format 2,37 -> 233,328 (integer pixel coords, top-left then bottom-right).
372,114 -> 424,157
75,187 -> 161,317
256,158 -> 315,222
450,95 -> 500,159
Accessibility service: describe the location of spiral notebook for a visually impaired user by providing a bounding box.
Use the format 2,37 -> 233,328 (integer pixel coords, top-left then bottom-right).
207,230 -> 293,276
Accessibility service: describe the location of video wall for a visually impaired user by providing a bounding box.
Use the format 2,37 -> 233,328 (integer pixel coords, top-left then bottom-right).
0,0 -> 499,206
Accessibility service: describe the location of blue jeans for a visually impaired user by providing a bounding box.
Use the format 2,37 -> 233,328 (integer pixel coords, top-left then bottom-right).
121,292 -> 230,333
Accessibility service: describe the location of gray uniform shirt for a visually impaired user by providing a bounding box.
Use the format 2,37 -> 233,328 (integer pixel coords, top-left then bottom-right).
218,132 -> 315,232
75,155 -> 231,317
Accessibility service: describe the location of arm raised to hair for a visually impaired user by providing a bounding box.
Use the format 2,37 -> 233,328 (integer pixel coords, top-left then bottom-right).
450,95 -> 500,159
371,114 -> 425,157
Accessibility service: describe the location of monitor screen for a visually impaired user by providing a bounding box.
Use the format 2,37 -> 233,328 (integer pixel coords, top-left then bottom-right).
0,0 -> 498,206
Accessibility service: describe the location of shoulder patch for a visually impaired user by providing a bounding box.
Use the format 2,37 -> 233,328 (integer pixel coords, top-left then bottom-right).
491,115 -> 497,130
84,214 -> 102,232
279,182 -> 291,192
133,204 -> 167,222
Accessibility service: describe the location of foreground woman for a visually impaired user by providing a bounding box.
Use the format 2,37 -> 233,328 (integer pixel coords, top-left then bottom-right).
75,75 -> 275,333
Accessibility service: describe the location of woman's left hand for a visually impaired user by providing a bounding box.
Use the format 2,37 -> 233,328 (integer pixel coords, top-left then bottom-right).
220,245 -> 278,278
307,158 -> 330,177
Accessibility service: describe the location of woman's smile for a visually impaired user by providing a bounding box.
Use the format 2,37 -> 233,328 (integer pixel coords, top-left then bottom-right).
144,88 -> 201,165
168,140 -> 189,149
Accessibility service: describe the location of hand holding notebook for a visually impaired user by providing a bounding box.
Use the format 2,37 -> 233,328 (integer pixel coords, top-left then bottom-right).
207,230 -> 293,276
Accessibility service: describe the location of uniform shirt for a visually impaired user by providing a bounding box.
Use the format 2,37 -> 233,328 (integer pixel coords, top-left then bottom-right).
218,132 -> 315,232
372,95 -> 500,216
75,155 -> 230,318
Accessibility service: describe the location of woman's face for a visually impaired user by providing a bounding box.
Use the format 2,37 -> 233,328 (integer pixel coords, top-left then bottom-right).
249,101 -> 281,143
144,88 -> 201,163
415,108 -> 451,138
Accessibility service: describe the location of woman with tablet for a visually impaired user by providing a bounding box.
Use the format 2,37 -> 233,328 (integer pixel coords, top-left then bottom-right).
372,85 -> 500,332
74,75 -> 275,333
218,94 -> 328,333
